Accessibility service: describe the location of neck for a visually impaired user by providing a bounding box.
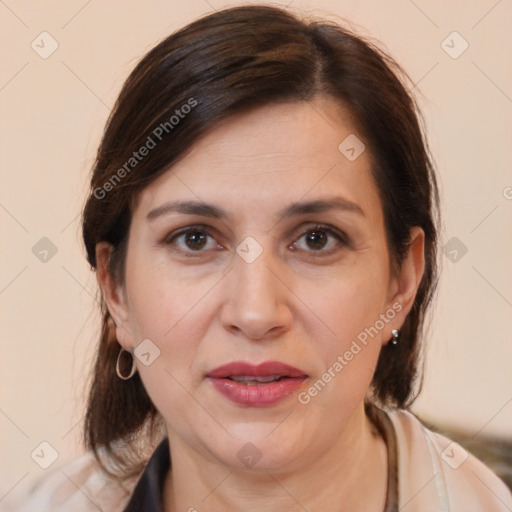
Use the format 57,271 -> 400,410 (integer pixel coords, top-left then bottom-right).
163,404 -> 388,512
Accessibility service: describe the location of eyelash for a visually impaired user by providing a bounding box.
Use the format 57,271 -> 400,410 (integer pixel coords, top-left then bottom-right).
163,223 -> 349,257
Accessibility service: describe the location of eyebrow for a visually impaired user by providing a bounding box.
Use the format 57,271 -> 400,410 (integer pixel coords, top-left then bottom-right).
146,196 -> 365,222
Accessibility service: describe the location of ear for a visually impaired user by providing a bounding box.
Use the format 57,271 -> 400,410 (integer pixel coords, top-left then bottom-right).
95,242 -> 135,350
385,226 -> 425,343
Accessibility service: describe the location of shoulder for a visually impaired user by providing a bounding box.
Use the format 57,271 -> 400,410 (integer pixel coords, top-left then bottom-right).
1,452 -> 140,512
387,408 -> 512,512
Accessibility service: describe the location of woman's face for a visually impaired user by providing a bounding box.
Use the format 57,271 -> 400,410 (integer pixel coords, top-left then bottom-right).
100,97 -> 422,472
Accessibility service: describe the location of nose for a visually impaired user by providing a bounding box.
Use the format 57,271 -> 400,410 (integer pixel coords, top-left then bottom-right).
220,247 -> 293,341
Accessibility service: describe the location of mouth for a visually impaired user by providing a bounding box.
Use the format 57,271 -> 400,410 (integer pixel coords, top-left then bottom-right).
224,375 -> 290,385
206,361 -> 308,406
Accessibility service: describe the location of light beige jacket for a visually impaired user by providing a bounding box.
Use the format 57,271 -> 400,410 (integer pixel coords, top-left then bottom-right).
3,409 -> 512,511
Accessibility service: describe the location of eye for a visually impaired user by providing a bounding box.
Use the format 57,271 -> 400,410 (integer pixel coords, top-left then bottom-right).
165,226 -> 221,253
291,224 -> 347,254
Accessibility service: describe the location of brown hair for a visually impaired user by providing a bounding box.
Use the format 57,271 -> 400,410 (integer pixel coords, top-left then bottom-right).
81,5 -> 439,479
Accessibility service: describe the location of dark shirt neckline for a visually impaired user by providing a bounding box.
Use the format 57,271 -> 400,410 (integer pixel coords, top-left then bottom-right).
122,438 -> 170,512
122,406 -> 398,512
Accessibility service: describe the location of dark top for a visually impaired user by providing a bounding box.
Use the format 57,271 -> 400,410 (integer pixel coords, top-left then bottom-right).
123,406 -> 398,511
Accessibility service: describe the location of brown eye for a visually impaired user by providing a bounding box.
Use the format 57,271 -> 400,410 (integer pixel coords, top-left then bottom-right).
165,226 -> 220,253
305,230 -> 329,250
184,230 -> 208,250
292,224 -> 347,254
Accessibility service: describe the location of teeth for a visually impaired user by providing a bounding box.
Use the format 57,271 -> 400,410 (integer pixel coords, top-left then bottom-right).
229,375 -> 283,384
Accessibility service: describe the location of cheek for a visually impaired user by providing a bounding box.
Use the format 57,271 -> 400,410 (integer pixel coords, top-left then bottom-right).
297,261 -> 389,397
128,281 -> 209,423
125,248 -> 219,340
124,257 -> 221,396
305,261 -> 390,343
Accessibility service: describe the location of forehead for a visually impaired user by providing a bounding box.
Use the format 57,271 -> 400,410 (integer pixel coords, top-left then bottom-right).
132,98 -> 382,224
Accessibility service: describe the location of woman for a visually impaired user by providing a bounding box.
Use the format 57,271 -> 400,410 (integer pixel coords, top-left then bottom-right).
12,5 -> 512,511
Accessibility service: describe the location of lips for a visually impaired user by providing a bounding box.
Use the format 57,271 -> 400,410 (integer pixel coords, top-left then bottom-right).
206,361 -> 308,406
206,361 -> 307,379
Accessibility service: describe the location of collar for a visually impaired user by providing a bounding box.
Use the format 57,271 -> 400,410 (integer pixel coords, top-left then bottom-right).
122,437 -> 170,512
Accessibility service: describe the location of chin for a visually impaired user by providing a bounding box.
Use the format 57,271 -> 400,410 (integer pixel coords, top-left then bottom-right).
212,426 -> 305,473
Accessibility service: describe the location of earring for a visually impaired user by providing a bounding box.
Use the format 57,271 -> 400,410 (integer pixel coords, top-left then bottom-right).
391,329 -> 400,345
116,347 -> 137,380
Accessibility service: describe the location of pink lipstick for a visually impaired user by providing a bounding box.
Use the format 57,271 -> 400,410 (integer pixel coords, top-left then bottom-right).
206,361 -> 308,406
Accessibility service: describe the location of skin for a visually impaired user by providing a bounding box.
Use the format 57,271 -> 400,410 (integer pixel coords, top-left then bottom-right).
97,96 -> 425,511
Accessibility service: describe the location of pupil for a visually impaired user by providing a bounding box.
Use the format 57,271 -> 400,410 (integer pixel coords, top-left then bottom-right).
307,231 -> 327,250
186,231 -> 207,250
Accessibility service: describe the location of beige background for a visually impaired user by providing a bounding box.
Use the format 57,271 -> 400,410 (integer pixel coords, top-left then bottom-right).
1,0 -> 511,499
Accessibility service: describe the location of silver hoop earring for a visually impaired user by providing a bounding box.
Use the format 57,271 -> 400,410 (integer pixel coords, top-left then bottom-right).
116,348 -> 137,380
391,329 -> 400,345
